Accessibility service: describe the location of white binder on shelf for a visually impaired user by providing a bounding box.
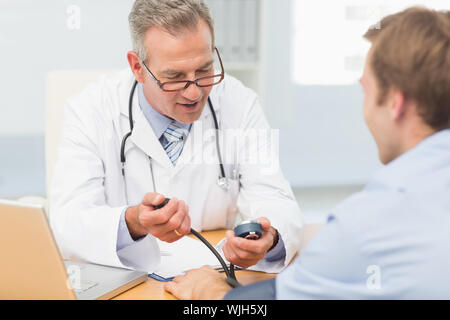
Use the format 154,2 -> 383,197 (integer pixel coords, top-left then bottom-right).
206,0 -> 228,62
242,0 -> 259,63
227,0 -> 242,63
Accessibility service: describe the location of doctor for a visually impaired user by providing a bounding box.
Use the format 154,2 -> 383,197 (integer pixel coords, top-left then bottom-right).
50,0 -> 303,272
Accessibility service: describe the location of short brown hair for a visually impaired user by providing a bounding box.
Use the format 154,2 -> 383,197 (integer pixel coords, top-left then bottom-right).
364,7 -> 450,130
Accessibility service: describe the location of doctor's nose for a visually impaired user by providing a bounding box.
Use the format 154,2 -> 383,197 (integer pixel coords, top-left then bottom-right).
180,81 -> 202,101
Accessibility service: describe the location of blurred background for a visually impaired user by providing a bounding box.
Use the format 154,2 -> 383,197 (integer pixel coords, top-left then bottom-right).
1,0 -> 448,223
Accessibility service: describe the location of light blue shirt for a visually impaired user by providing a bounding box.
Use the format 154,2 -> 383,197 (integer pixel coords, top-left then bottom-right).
137,83 -> 191,143
117,83 -> 285,262
276,129 -> 450,299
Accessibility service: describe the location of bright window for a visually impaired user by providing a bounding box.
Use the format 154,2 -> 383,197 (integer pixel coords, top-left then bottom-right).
292,0 -> 450,85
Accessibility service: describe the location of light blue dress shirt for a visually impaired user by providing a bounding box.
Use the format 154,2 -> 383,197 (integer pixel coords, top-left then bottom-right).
117,83 -> 285,262
273,129 -> 450,299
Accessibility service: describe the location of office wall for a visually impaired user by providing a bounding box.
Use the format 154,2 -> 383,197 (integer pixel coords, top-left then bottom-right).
0,0 -> 135,197
4,0 -> 444,198
0,0 -> 381,198
0,0 -> 134,136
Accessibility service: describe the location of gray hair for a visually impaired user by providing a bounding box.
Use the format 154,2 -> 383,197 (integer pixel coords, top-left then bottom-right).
128,0 -> 215,61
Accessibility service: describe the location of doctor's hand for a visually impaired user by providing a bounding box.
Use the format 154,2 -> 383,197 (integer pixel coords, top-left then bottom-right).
222,217 -> 278,269
125,193 -> 191,243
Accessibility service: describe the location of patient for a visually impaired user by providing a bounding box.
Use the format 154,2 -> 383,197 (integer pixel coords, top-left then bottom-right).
164,7 -> 450,299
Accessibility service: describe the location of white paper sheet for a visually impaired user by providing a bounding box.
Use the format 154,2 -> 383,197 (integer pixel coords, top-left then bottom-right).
151,236 -> 229,279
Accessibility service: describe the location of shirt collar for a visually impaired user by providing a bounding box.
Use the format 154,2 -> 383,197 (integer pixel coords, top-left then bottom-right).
366,129 -> 450,191
137,83 -> 191,139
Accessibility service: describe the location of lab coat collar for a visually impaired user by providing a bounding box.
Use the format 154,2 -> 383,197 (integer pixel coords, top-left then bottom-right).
128,105 -> 174,169
121,72 -> 221,171
124,102 -> 216,173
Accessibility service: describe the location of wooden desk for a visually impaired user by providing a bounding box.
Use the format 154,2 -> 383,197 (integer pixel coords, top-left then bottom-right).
113,224 -> 324,300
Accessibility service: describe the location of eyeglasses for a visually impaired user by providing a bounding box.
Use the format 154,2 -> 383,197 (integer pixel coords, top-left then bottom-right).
141,47 -> 225,92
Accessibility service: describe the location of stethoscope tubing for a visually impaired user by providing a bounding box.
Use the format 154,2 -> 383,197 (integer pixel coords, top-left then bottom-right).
120,80 -> 226,181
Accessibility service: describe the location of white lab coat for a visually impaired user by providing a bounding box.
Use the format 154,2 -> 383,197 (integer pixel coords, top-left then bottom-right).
49,68 -> 303,273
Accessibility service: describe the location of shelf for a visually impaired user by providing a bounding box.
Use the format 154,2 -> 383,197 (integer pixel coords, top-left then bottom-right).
223,62 -> 260,71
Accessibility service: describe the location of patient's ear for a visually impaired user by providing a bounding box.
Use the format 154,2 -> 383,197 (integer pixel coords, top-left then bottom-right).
388,88 -> 407,122
127,51 -> 145,84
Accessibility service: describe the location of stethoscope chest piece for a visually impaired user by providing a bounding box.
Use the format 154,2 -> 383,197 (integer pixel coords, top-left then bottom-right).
217,176 -> 229,191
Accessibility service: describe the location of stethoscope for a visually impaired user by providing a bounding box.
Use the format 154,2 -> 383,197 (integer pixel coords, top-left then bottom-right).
120,80 -> 241,288
120,80 -> 229,194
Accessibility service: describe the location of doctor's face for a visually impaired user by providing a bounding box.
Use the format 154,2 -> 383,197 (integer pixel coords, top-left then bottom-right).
136,19 -> 215,124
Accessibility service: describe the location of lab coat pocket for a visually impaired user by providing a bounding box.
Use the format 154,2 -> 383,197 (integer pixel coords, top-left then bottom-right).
202,177 -> 240,230
225,178 -> 240,229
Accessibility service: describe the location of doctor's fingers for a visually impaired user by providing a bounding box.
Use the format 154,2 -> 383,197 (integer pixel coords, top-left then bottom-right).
227,233 -> 270,256
137,198 -> 179,234
254,217 -> 272,232
141,197 -> 180,226
163,200 -> 189,232
174,204 -> 191,235
149,201 -> 190,240
162,202 -> 191,237
155,214 -> 190,243
222,241 -> 262,268
141,192 -> 165,207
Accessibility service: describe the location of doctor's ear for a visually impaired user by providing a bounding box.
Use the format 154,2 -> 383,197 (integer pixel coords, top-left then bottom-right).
127,51 -> 146,84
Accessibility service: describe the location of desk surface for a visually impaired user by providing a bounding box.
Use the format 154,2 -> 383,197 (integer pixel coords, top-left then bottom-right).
113,224 -> 324,300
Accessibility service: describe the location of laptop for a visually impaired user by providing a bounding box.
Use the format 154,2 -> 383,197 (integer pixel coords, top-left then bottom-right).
0,199 -> 148,300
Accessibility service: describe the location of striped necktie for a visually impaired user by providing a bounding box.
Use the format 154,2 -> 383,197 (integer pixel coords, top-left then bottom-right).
162,121 -> 186,165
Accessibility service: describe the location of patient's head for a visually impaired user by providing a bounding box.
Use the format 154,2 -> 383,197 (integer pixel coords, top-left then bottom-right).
360,7 -> 450,164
